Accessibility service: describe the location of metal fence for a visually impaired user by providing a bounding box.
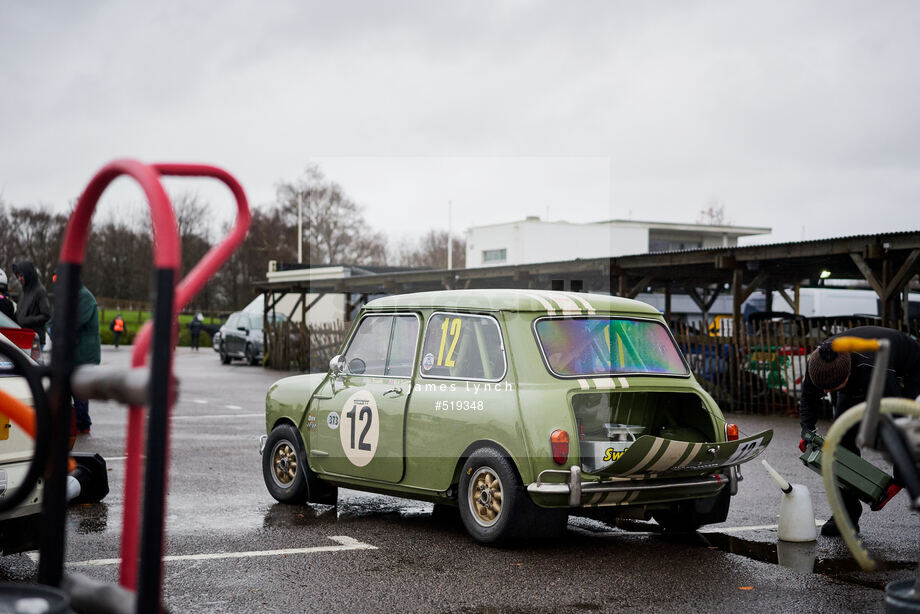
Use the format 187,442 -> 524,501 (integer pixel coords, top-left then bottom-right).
671,316 -> 909,417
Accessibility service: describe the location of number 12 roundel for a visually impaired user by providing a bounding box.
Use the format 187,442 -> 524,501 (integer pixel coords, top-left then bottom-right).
340,391 -> 380,467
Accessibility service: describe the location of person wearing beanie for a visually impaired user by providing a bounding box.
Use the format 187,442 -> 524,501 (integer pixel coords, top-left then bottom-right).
800,325 -> 920,537
12,261 -> 51,346
0,269 -> 15,320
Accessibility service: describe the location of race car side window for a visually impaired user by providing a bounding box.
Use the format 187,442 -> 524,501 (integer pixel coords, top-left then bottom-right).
385,315 -> 420,377
419,312 -> 506,382
344,315 -> 393,376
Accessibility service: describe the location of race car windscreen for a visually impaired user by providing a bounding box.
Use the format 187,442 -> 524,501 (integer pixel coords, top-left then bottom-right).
535,317 -> 689,377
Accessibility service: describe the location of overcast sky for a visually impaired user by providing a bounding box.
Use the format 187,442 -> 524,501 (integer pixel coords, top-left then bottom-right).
2,1 -> 919,249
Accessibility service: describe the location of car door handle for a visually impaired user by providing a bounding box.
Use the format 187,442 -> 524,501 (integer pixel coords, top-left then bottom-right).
383,387 -> 403,397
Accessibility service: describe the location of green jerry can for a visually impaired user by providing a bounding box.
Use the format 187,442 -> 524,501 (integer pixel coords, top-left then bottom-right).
799,431 -> 899,510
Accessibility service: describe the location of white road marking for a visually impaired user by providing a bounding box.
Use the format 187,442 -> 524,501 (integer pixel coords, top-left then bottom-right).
104,456 -> 127,462
193,399 -> 209,405
62,536 -> 376,567
172,413 -> 262,420
225,405 -> 242,410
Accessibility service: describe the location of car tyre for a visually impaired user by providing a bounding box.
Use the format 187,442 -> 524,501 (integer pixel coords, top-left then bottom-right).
263,424 -> 309,503
245,343 -> 258,366
262,423 -> 337,505
219,341 -> 231,365
459,447 -> 533,544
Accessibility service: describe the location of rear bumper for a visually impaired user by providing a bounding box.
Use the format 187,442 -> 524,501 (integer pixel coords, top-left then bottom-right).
527,465 -> 729,507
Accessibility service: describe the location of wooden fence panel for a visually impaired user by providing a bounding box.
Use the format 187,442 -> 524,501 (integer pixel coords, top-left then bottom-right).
265,321 -> 349,373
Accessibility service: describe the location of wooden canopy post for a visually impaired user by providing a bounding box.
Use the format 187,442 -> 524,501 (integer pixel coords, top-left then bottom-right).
686,286 -> 721,333
852,249 -> 920,327
664,285 -> 672,323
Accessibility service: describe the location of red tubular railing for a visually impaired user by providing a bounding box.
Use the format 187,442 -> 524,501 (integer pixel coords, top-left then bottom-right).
50,160 -> 249,614
119,164 -> 251,599
45,160 -> 181,591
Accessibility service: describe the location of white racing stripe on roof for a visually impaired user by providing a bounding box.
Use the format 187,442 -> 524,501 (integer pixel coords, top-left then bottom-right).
514,290 -> 556,314
569,294 -> 596,314
593,377 -> 617,389
544,292 -> 583,315
578,379 -> 590,390
618,377 -> 629,388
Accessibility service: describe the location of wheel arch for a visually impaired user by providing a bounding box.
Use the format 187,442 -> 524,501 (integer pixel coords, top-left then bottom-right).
449,439 -> 528,497
265,417 -> 324,479
269,416 -> 307,448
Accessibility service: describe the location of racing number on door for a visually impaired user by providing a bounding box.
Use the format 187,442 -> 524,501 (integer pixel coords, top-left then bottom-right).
437,317 -> 462,367
340,391 -> 380,467
347,404 -> 372,451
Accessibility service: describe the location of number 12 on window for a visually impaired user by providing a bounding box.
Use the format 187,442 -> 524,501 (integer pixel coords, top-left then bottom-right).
437,317 -> 462,367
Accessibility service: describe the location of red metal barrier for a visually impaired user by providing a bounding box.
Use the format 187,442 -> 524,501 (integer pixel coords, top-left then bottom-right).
119,164 -> 251,594
50,160 -> 249,613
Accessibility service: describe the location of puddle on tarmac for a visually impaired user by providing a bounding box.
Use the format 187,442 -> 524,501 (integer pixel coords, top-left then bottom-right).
67,502 -> 109,535
261,496 -> 457,531
700,532 -> 916,576
578,517 -> 916,589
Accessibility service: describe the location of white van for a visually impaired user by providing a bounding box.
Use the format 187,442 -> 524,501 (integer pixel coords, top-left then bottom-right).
745,288 -> 919,319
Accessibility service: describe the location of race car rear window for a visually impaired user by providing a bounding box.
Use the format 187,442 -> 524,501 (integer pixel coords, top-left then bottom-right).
535,317 -> 688,377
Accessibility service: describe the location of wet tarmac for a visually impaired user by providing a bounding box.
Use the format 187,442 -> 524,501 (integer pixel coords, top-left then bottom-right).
0,346 -> 916,612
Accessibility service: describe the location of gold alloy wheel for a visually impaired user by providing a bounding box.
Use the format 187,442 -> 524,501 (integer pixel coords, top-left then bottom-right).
271,441 -> 298,488
469,467 -> 503,527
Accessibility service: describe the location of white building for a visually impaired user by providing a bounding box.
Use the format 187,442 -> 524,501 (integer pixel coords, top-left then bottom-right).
465,217 -> 771,267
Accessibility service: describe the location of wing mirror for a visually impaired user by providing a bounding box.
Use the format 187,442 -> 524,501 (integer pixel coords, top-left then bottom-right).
329,354 -> 347,377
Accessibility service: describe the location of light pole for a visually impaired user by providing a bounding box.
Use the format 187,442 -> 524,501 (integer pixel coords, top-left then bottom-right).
447,200 -> 452,270
297,192 -> 303,265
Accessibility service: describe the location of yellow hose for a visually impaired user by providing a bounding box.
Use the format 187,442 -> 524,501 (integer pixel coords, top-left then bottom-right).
822,397 -> 920,571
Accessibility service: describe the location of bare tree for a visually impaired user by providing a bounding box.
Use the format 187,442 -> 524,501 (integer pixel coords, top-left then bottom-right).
83,218 -> 153,303
8,204 -> 68,287
213,206 -> 297,310
393,230 -> 465,269
276,165 -> 387,265
697,199 -> 732,226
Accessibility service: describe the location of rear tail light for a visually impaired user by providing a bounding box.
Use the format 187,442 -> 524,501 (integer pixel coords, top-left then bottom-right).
550,429 -> 569,465
725,423 -> 739,441
30,333 -> 41,362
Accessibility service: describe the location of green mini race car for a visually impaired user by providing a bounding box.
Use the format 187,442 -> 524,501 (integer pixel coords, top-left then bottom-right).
260,290 -> 772,543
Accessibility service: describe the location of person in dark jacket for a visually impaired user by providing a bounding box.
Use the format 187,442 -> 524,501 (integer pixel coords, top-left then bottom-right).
0,268 -> 15,320
49,276 -> 101,434
188,313 -> 203,350
799,325 -> 920,536
12,261 -> 51,346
